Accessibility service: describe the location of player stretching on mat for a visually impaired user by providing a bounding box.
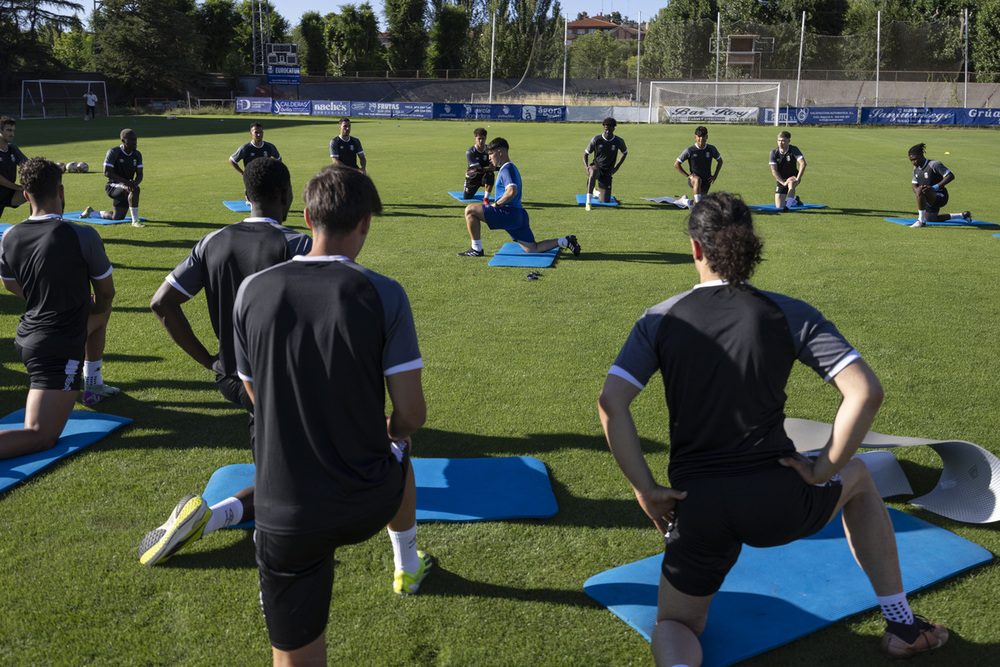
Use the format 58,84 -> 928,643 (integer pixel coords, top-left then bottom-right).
463,127 -> 496,203
233,165 -> 431,664
0,116 -> 29,220
330,117 -> 366,173
599,192 -> 949,666
141,158 -> 310,566
674,126 -> 722,208
0,158 -> 118,460
908,143 -> 971,228
81,128 -> 145,227
583,117 -> 628,210
458,137 -> 581,257
770,130 -> 806,210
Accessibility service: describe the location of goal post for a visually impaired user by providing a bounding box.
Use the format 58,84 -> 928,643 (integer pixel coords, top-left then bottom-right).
646,81 -> 780,126
20,80 -> 109,119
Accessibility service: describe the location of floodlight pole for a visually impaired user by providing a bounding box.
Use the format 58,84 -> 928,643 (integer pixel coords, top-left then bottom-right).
489,11 -> 496,105
715,12 -> 721,105
795,11 -> 805,108
635,12 -> 641,111
964,7 -> 969,108
562,13 -> 568,106
875,11 -> 881,106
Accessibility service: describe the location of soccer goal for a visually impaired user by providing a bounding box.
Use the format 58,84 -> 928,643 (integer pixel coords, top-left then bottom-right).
647,81 -> 780,125
21,80 -> 108,119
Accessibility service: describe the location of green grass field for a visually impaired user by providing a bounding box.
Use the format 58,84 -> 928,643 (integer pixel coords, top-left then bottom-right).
1,115 -> 997,666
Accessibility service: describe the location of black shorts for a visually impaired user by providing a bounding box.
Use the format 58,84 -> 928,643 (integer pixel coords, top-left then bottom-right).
774,180 -> 797,195
688,175 -> 712,194
105,182 -> 130,208
256,457 -> 409,651
463,171 -> 495,199
662,464 -> 842,597
926,188 -> 949,214
593,168 -> 613,189
0,186 -> 20,211
15,340 -> 84,391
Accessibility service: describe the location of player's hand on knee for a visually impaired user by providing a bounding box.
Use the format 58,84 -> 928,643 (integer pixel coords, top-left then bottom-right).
779,452 -> 829,485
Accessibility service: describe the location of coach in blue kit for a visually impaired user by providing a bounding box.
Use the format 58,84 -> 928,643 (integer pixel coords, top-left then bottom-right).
229,122 -> 281,176
599,192 -> 949,664
583,117 -> 628,209
674,125 -> 722,207
769,130 -> 806,210
233,165 -> 432,663
140,158 -> 310,566
329,117 -> 366,173
907,142 -> 972,228
0,158 -> 116,459
458,137 -> 580,257
0,116 -> 29,219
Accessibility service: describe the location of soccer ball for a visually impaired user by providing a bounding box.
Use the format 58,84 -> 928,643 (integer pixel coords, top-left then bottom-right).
55,162 -> 66,172
66,162 -> 80,173
78,162 -> 89,173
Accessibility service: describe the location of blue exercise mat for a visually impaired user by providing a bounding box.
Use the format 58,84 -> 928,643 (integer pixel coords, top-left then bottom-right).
487,242 -> 560,268
993,234 -> 1000,239
575,195 -> 618,207
62,211 -> 146,224
584,508 -> 990,667
203,456 -> 558,529
885,217 -> 997,228
448,191 -> 497,203
223,201 -> 251,212
0,410 -> 132,494
749,202 -> 827,211
0,222 -> 11,240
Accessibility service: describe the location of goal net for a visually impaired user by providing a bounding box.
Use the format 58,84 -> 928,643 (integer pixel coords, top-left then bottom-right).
647,81 -> 780,125
20,80 -> 108,119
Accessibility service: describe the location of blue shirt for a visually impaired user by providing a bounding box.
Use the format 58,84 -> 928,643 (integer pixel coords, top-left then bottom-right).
496,162 -> 523,208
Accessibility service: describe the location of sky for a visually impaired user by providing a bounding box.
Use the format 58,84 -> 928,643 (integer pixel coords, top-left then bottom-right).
265,0 -> 664,30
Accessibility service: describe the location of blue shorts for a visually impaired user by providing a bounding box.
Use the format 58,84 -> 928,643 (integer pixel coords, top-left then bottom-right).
483,205 -> 535,244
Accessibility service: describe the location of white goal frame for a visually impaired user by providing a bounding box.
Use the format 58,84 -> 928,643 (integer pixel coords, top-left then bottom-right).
20,80 -> 109,119
646,81 -> 780,126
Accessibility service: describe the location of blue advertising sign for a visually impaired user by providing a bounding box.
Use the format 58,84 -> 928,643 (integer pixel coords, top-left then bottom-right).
350,101 -> 433,118
521,105 -> 565,122
860,107 -> 956,125
235,97 -> 273,113
266,65 -> 301,85
311,100 -> 351,117
760,107 -> 859,125
956,108 -> 1000,126
273,99 -> 311,115
433,103 -> 492,119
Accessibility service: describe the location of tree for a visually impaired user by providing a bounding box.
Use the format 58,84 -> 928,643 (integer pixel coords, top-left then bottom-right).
426,1 -> 470,73
234,0 -> 290,68
385,0 -> 428,71
328,4 -> 387,74
294,11 -> 328,75
95,0 -> 205,96
972,0 -> 1000,80
53,26 -> 95,71
198,0 -> 241,72
569,30 -> 634,78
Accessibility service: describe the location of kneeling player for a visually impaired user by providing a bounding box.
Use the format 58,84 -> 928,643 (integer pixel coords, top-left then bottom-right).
82,128 -> 145,227
458,137 -> 580,257
463,127 -> 495,202
908,143 -> 971,228
583,117 -> 627,210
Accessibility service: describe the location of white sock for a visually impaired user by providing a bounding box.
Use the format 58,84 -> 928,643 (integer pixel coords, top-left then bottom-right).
129,207 -> 139,223
586,193 -> 592,204
388,525 -> 418,573
558,237 -> 569,248
918,210 -> 927,223
949,212 -> 963,219
204,496 -> 243,535
83,360 -> 102,386
471,239 -> 483,252
694,194 -> 702,203
877,592 -> 914,625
